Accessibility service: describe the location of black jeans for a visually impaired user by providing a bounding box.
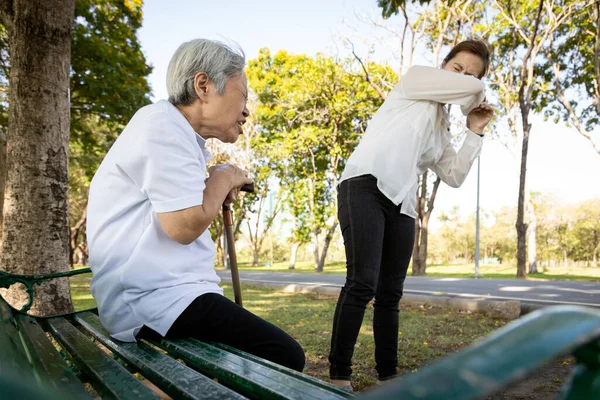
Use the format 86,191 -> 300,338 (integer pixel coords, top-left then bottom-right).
329,175 -> 415,381
140,293 -> 305,372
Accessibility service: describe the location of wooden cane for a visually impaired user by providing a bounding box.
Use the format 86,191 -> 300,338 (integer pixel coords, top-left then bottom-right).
223,182 -> 254,306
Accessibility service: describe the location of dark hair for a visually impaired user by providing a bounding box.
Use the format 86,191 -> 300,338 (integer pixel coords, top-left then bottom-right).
443,40 -> 491,78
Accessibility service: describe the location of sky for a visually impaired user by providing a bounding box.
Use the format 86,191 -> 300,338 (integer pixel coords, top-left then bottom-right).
138,0 -> 600,230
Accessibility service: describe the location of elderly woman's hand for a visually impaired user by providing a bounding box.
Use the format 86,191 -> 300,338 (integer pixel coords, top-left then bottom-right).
209,164 -> 253,205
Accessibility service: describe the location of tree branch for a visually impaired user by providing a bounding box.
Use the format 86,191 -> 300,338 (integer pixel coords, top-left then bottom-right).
519,0 -> 545,109
426,177 -> 442,216
493,0 -> 531,45
547,51 -> 600,155
348,39 -> 388,100
594,0 -> 600,114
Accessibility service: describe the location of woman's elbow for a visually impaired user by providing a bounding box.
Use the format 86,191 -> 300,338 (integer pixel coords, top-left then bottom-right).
157,209 -> 206,245
441,174 -> 465,188
162,226 -> 198,245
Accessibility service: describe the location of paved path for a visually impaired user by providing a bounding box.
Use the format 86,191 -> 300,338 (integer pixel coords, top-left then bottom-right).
216,270 -> 600,307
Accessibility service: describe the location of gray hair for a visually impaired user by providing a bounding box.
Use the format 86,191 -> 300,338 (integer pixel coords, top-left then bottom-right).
166,39 -> 245,106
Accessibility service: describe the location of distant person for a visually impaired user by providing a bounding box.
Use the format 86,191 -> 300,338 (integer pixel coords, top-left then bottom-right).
329,40 -> 494,389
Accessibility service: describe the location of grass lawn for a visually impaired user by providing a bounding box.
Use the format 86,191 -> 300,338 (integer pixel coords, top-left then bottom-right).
69,272 -> 507,392
227,260 -> 600,282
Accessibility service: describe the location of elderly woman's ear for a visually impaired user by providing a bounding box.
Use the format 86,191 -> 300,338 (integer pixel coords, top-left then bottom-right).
193,72 -> 210,99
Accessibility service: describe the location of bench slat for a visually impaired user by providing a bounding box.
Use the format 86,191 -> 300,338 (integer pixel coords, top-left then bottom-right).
0,297 -> 36,382
359,306 -> 600,400
214,343 -> 354,399
75,312 -> 248,400
16,315 -> 92,399
46,317 -> 161,399
145,335 -> 349,400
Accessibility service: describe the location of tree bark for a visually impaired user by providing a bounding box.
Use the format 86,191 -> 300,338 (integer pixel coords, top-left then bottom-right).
70,208 -> 87,267
526,193 -> 537,274
223,232 -> 230,270
0,0 -> 76,315
412,171 -> 440,276
515,0 -> 545,278
312,228 -> 320,269
594,0 -> 600,116
252,242 -> 260,267
288,241 -> 300,270
0,128 -> 6,246
515,122 -> 530,278
316,222 -> 338,272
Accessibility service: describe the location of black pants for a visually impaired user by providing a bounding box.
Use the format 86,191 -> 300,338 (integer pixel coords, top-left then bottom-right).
141,293 -> 305,372
329,175 -> 415,381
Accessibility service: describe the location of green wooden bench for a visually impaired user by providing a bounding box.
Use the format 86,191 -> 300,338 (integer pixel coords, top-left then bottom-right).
1,268 -> 599,400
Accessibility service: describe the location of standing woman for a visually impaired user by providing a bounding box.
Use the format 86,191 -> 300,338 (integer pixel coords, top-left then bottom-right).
328,40 -> 494,389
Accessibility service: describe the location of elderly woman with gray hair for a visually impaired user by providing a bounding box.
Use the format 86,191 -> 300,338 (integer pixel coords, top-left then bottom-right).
86,39 -> 305,372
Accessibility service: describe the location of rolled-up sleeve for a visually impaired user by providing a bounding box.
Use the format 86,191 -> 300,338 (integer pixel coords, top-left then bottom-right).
117,113 -> 207,213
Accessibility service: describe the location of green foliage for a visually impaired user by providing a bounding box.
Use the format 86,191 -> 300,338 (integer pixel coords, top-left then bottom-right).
536,197 -> 600,265
70,0 -> 152,179
431,198 -> 600,268
376,0 -> 440,18
0,0 -> 152,157
0,0 -> 152,181
536,2 -> 599,131
246,49 -> 395,246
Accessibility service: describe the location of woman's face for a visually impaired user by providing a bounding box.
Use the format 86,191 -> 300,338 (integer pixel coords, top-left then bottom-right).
442,51 -> 485,79
198,72 -> 250,144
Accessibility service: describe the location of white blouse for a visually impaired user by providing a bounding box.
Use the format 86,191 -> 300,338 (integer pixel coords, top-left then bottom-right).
340,65 -> 486,218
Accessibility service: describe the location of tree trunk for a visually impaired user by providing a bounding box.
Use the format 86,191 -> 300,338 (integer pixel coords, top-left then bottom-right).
0,128 -> 6,246
412,172 -> 440,276
412,210 -> 431,276
316,222 -> 337,272
251,244 -> 260,267
0,0 -> 76,315
526,194 -> 537,274
412,217 -> 424,275
70,209 -> 87,267
289,242 -> 300,269
593,231 -> 598,267
223,232 -> 230,270
312,228 -> 320,269
413,223 -> 428,276
515,0 -> 544,279
515,117 -> 531,278
563,248 -> 568,267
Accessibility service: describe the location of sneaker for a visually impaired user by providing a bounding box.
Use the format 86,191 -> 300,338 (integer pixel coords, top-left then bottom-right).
377,375 -> 399,385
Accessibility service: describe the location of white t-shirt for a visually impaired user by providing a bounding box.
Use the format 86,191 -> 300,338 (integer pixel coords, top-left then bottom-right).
87,100 -> 223,342
341,66 -> 486,218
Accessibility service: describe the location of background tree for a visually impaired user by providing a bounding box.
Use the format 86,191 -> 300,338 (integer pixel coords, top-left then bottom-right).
247,49 -> 391,271
371,0 -> 489,275
490,0 -> 578,277
68,0 -> 151,263
538,1 -> 600,154
0,0 -> 152,263
0,0 -> 76,314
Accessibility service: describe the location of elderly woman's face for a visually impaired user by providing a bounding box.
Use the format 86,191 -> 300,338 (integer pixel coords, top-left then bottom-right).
204,72 -> 249,143
442,51 -> 484,79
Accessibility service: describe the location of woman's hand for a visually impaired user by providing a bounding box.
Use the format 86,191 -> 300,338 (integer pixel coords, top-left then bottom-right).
208,164 -> 253,205
466,101 -> 494,135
